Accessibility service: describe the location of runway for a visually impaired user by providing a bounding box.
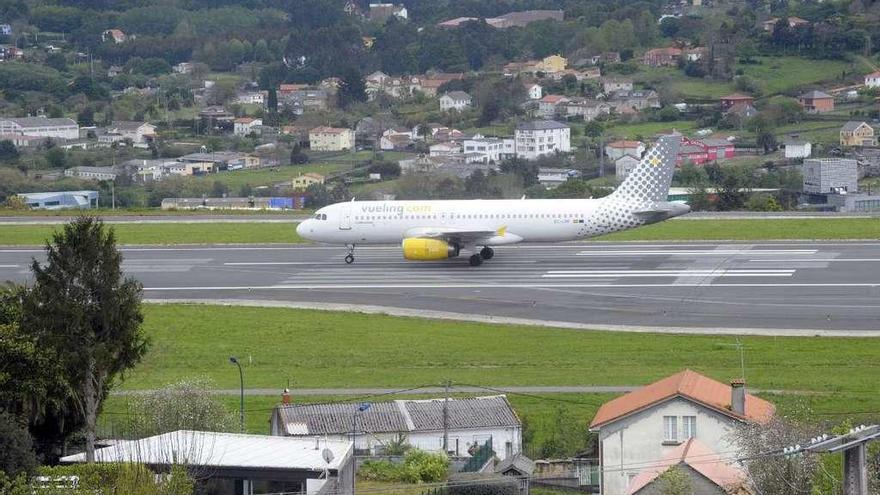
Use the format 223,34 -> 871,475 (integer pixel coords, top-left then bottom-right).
2,241 -> 880,333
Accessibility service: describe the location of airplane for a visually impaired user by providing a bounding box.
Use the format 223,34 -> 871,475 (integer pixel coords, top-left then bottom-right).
296,134 -> 689,266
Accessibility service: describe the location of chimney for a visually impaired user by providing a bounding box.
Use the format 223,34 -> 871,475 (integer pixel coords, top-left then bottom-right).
730,379 -> 745,415
282,388 -> 291,405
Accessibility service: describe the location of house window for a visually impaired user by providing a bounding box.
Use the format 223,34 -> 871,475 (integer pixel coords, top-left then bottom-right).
663,416 -> 678,443
505,441 -> 512,458
683,416 -> 696,438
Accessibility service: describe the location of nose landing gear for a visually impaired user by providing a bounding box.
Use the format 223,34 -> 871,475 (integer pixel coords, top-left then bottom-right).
344,244 -> 355,264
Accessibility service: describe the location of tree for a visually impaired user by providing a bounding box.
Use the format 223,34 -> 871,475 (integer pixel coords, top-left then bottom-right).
45,147 -> 67,168
337,66 -> 366,109
23,217 -> 149,461
657,466 -> 693,495
0,140 -> 19,162
0,411 -> 37,477
267,88 -> 278,113
290,143 -> 309,164
118,379 -> 236,438
77,106 -> 95,127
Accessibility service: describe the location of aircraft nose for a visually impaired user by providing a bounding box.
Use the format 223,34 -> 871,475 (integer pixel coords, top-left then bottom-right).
296,220 -> 312,239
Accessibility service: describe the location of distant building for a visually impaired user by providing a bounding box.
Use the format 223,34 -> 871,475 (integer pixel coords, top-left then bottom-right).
177,151 -> 258,170
439,91 -> 473,112
270,395 -> 521,460
719,93 -> 755,111
173,62 -> 193,74
798,90 -> 834,113
101,29 -> 127,43
615,154 -> 641,181
233,117 -> 263,137
17,191 -> 98,210
309,126 -> 355,151
64,166 -> 118,181
626,439 -> 749,495
291,173 -> 325,190
784,138 -> 812,159
865,71 -> 880,89
524,83 -> 542,100
642,47 -> 682,67
429,141 -> 462,157
537,167 -> 580,188
590,369 -> 774,495
605,140 -> 645,161
437,10 -> 563,29
514,120 -> 570,160
840,121 -> 876,147
0,117 -> 79,140
762,16 -> 809,33
538,94 -> 569,118
462,135 -> 511,163
803,158 -> 858,194
602,78 -> 633,93
539,54 -> 567,73
0,24 -> 12,36
369,3 -> 407,22
99,121 -> 157,146
236,91 -> 266,105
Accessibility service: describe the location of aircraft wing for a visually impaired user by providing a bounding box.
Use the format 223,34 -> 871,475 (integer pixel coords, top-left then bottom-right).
404,226 -> 523,246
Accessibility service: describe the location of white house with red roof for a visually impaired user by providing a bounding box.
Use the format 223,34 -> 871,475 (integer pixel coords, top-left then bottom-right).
865,71 -> 880,89
589,369 -> 774,495
605,140 -> 645,161
626,438 -> 750,495
233,117 -> 262,137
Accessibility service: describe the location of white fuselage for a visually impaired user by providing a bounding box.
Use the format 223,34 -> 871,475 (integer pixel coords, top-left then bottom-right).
297,198 -> 616,246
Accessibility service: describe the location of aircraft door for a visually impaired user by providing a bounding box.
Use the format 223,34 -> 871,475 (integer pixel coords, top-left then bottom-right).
339,204 -> 352,230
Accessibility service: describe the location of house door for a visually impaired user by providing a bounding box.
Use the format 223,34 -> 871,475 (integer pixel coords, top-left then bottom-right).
339,204 -> 352,230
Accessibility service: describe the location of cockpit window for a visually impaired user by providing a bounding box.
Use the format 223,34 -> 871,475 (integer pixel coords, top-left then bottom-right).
314,213 -> 328,220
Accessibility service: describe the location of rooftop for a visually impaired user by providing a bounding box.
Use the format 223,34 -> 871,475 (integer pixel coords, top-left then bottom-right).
516,120 -> 568,131
61,430 -> 352,471
444,91 -> 472,100
841,121 -> 872,132
590,369 -> 775,429
625,438 -> 745,495
311,126 -> 352,135
275,395 -> 519,436
0,117 -> 77,127
800,90 -> 832,99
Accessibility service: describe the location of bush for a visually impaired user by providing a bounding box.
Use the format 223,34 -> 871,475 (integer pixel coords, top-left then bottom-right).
0,412 -> 37,477
358,449 -> 449,483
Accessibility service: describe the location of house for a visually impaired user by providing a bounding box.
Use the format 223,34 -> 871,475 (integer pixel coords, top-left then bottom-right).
64,166 -> 119,181
0,117 -> 79,139
177,151 -> 258,170
0,134 -> 42,148
463,135 -> 511,163
840,121 -> 876,147
762,16 -> 809,33
440,91 -> 473,111
515,121 -> 570,160
16,190 -> 98,210
270,395 -> 522,460
61,431 -> 355,495
675,137 -> 735,165
727,103 -> 758,120
589,369 -> 775,495
798,90 -> 834,113
309,126 -> 355,152
0,45 -> 23,62
524,83 -> 542,100
642,47 -> 682,67
429,141 -> 462,157
803,158 -> 858,194
608,90 -> 661,113
603,78 -> 633,93
548,68 -> 601,82
537,168 -> 580,188
369,3 -> 407,22
719,93 -> 755,111
784,138 -> 812,159
418,72 -> 465,97
605,140 -> 645,161
625,439 -> 750,495
236,91 -> 266,105
234,117 -> 263,137
562,98 -> 611,122
488,10 -> 564,28
615,154 -> 641,181
279,88 -> 330,114
865,71 -> 880,89
100,121 -> 157,146
107,65 -> 123,77
682,47 -> 708,62
0,24 -> 11,36
291,173 -> 325,190
538,95 -> 570,118
173,62 -> 193,74
101,29 -> 127,43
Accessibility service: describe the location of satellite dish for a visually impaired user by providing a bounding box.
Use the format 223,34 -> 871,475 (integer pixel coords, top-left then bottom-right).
322,448 -> 334,464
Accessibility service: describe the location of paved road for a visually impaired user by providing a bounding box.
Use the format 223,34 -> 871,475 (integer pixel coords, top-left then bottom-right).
3,241 -> 880,333
0,214 -> 308,224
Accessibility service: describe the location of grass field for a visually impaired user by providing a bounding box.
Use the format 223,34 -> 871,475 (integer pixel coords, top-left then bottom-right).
1,222 -> 303,245
601,218 -> 880,241
95,304 -> 880,436
602,120 -> 698,139
3,218 -> 878,245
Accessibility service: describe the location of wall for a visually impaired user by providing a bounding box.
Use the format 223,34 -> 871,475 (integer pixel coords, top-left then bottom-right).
597,397 -> 741,495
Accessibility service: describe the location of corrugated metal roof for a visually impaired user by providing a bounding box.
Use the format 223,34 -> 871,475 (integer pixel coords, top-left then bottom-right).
60,430 -> 352,470
276,395 -> 519,436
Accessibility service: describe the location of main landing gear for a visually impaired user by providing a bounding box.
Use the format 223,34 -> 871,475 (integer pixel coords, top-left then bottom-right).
469,247 -> 495,267
344,244 -> 355,264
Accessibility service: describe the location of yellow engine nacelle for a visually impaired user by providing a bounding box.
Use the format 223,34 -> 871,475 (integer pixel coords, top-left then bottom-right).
402,238 -> 459,260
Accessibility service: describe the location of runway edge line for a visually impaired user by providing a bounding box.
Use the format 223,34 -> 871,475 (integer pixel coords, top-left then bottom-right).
143,298 -> 880,338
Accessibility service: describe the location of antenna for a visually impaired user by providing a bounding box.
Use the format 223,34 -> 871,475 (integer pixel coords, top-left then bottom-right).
717,338 -> 746,382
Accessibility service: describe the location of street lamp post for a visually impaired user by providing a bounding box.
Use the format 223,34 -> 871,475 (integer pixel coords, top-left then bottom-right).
351,402 -> 371,495
229,356 -> 244,433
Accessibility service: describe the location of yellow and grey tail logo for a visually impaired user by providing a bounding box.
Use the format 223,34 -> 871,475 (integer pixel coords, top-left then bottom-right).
649,156 -> 661,167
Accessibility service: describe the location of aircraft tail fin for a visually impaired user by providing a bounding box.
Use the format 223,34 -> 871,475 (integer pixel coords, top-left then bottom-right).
610,134 -> 681,204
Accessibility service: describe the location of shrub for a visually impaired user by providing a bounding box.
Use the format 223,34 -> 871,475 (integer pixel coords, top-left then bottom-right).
357,449 -> 449,483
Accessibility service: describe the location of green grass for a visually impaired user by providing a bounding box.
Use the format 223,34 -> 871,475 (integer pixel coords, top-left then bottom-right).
94,304 -> 880,436
0,208 -> 305,217
603,120 -> 698,140
1,223 -> 303,245
600,218 -> 880,241
4,218 -> 878,246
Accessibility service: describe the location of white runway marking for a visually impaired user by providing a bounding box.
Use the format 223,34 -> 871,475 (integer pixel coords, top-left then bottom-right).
748,258 -> 880,262
577,249 -> 817,256
0,264 -> 18,268
223,260 -> 540,266
543,269 -> 794,278
143,282 -> 880,290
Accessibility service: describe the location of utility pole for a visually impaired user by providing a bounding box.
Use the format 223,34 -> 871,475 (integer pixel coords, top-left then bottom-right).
442,379 -> 451,454
789,424 -> 879,495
